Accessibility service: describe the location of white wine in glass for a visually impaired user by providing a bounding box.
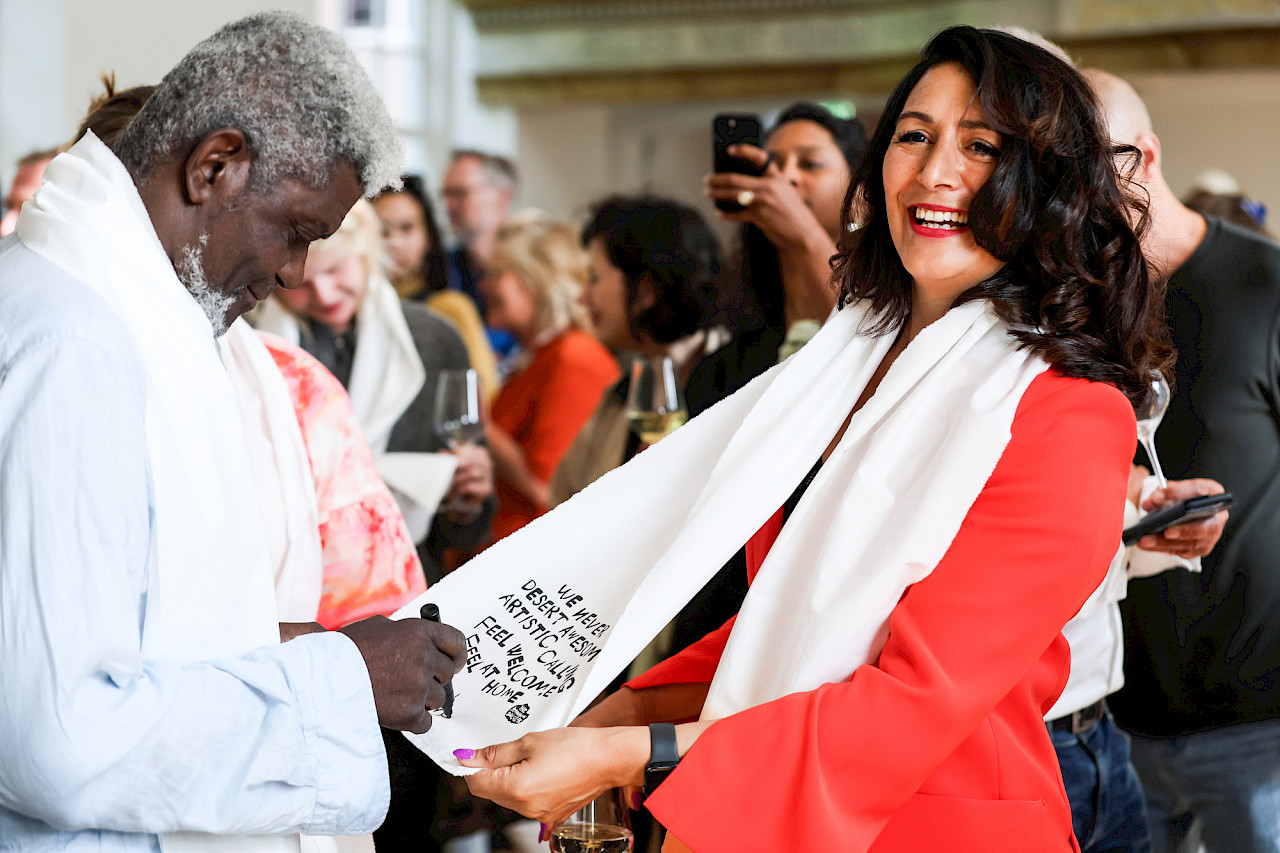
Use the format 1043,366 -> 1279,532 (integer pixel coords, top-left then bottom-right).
550,789 -> 634,853
626,356 -> 687,445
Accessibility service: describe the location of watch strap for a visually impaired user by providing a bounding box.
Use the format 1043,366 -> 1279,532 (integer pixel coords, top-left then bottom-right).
648,722 -> 679,766
643,723 -> 680,798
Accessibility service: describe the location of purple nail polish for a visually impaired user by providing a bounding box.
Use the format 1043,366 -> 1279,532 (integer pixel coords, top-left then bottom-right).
631,792 -> 642,810
453,748 -> 475,760
538,823 -> 548,843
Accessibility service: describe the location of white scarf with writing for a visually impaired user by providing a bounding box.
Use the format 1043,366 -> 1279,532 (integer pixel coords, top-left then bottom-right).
397,295 -> 1050,771
18,133 -> 294,853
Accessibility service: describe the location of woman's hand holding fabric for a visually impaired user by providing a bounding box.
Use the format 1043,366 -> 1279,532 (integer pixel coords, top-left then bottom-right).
460,726 -> 649,824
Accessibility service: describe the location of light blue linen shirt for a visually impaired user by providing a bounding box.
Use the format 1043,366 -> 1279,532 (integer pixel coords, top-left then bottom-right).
0,236 -> 390,851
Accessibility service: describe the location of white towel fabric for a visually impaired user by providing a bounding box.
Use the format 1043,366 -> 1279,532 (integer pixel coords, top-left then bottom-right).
220,321 -> 325,623
395,296 -> 1050,774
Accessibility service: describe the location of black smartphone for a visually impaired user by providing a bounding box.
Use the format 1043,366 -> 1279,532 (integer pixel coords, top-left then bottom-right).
1121,492 -> 1234,546
712,114 -> 764,212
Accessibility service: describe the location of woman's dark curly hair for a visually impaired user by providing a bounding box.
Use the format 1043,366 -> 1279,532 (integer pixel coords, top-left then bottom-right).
832,26 -> 1173,409
582,194 -> 721,345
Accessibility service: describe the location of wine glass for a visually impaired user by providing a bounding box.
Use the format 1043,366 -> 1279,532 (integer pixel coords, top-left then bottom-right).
434,368 -> 482,449
625,356 -> 687,446
433,369 -> 482,514
1136,373 -> 1170,488
550,789 -> 634,853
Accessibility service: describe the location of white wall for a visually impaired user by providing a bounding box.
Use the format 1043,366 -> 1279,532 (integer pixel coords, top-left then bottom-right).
1130,68 -> 1280,213
516,105 -> 612,222
513,68 -> 1280,240
0,0 -> 316,188
62,0 -> 315,126
515,93 -> 859,247
0,0 -> 67,182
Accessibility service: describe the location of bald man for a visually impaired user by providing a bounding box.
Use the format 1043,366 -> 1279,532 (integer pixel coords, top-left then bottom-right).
1087,68 -> 1280,853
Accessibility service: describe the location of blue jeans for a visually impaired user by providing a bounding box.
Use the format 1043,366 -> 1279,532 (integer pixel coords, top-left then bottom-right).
1126,717 -> 1280,853
1052,709 -> 1152,853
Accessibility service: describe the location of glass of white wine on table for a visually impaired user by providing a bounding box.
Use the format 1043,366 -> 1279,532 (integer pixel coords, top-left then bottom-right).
551,788 -> 634,852
626,356 -> 687,447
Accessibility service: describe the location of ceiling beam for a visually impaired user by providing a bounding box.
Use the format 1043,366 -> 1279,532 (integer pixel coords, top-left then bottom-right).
476,26 -> 1280,106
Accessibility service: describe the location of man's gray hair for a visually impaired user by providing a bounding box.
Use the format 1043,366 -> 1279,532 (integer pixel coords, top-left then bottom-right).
114,11 -> 402,195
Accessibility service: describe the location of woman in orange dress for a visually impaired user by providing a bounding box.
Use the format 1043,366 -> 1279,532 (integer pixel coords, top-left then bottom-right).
484,212 -> 620,541
459,26 -> 1171,852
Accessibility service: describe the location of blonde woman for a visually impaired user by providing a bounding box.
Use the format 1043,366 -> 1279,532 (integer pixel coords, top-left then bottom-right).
484,211 -> 620,541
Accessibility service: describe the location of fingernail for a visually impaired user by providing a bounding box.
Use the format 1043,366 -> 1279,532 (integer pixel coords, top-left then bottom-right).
631,792 -> 642,810
538,823 -> 548,843
453,748 -> 475,760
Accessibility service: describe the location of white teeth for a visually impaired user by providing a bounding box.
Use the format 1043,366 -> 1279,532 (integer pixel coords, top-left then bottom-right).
913,207 -> 968,228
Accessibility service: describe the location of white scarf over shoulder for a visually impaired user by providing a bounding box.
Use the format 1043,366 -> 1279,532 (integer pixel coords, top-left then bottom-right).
398,293 -> 1050,772
18,133 -> 293,853
219,321 -> 324,623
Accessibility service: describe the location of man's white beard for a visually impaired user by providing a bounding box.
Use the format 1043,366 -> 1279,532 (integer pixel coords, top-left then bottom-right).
175,234 -> 236,337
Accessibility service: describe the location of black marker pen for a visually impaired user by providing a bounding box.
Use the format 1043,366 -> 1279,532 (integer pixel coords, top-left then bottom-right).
420,603 -> 454,718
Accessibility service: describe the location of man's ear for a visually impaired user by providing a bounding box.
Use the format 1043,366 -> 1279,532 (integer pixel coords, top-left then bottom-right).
1134,131 -> 1162,183
183,128 -> 252,207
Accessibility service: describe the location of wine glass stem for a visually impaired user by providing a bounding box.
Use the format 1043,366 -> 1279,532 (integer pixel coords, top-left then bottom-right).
1143,438 -> 1168,489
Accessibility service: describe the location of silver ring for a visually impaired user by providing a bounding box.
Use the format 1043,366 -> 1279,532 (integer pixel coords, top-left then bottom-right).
736,190 -> 756,207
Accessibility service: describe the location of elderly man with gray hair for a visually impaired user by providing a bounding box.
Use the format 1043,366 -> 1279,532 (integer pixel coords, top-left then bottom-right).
0,12 -> 465,853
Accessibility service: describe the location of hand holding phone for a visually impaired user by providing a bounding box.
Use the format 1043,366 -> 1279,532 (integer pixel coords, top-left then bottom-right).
1122,492 -> 1234,547
712,114 -> 764,211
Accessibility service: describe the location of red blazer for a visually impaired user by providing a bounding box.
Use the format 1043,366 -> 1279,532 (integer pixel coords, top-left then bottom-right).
629,372 -> 1135,852
490,329 -> 618,541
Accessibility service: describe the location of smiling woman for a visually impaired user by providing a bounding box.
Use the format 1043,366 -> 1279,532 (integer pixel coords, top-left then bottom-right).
880,63 -> 1005,309
837,29 -> 1171,410
454,26 -> 1172,853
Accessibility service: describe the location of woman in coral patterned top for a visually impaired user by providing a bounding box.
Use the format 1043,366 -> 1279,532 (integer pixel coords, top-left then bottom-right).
261,334 -> 425,629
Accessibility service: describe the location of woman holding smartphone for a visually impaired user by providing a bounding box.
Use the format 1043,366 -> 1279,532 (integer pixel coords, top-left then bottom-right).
459,26 -> 1171,852
688,103 -> 866,416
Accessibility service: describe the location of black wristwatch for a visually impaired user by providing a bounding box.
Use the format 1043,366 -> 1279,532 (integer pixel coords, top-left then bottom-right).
643,722 -> 680,798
